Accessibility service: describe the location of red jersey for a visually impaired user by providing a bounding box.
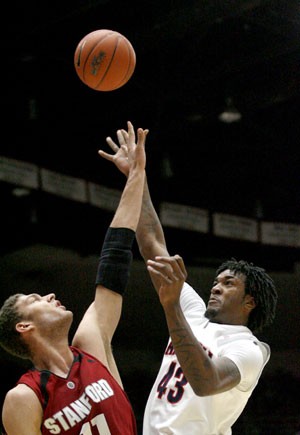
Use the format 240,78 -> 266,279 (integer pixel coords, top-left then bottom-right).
16,346 -> 137,435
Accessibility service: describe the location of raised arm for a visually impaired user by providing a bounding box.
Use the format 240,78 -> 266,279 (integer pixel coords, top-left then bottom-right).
99,121 -> 169,292
72,121 -> 147,386
147,255 -> 241,396
98,122 -> 241,395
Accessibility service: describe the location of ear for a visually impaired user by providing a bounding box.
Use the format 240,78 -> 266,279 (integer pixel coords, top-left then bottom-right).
243,294 -> 256,313
16,321 -> 34,335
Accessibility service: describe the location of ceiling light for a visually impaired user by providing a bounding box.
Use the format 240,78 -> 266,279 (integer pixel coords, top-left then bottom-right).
218,97 -> 242,123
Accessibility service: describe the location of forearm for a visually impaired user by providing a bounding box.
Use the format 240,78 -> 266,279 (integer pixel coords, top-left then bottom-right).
136,177 -> 168,261
95,167 -> 145,296
111,167 -> 145,230
163,302 -> 218,396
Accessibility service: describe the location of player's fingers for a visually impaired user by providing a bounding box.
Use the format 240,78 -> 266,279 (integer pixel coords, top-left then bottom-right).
147,265 -> 174,283
121,129 -> 129,141
173,254 -> 188,277
117,129 -> 127,146
120,145 -> 129,155
152,255 -> 186,280
98,150 -> 114,162
119,130 -> 128,146
137,128 -> 149,147
127,121 -> 136,145
147,259 -> 177,281
106,136 -> 119,152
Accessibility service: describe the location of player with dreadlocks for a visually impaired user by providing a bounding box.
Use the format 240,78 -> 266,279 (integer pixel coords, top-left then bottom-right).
98,121 -> 278,435
214,258 -> 277,333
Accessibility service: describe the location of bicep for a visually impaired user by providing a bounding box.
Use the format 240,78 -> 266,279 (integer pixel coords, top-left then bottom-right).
192,356 -> 241,396
72,288 -> 122,366
211,356 -> 241,394
2,385 -> 43,435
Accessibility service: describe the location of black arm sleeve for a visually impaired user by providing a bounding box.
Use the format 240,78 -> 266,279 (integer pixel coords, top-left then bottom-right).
95,227 -> 136,295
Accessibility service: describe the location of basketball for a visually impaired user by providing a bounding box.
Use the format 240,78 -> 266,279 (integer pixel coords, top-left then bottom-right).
74,29 -> 136,91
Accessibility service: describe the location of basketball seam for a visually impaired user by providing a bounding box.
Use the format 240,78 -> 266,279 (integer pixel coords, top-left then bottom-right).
81,31 -> 114,84
96,36 -> 123,90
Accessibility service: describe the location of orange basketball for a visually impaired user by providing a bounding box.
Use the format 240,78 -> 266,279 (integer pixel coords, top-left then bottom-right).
74,29 -> 136,91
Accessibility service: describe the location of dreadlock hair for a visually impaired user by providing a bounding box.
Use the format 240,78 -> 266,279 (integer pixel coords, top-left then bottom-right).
0,294 -> 31,360
216,258 -> 278,333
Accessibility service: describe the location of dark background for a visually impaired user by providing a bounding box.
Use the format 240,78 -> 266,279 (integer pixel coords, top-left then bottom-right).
2,0 -> 300,266
1,0 -> 300,433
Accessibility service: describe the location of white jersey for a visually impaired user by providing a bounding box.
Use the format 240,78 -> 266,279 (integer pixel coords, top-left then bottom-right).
143,282 -> 270,435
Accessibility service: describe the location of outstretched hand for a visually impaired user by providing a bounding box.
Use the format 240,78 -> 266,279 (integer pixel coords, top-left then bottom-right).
147,255 -> 187,307
98,121 -> 149,176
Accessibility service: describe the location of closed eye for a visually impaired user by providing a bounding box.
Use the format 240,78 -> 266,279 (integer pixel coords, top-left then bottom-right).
26,294 -> 41,304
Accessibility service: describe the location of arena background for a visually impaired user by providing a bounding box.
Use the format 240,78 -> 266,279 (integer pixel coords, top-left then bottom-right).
1,1 -> 300,433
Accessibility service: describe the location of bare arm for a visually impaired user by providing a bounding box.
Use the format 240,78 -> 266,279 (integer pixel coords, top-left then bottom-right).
99,123 -> 169,292
72,122 -> 146,385
98,122 -> 240,394
147,255 -> 241,396
2,384 -> 43,435
136,178 -> 168,261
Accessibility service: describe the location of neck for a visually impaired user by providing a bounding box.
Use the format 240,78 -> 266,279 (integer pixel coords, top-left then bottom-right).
31,339 -> 74,377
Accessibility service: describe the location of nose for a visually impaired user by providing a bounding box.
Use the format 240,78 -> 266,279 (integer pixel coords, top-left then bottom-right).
44,293 -> 56,302
211,283 -> 221,294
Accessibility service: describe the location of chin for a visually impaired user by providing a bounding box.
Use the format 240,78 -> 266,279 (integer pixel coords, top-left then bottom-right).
204,307 -> 218,320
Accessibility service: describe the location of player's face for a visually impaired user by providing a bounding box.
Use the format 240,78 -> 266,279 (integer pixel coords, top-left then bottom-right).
16,293 -> 73,331
205,269 -> 254,326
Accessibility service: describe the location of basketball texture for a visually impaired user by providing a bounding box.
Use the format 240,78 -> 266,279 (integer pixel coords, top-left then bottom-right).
74,29 -> 136,92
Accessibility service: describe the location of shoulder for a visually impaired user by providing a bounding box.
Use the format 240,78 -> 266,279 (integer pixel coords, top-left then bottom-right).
4,383 -> 40,404
3,384 -> 42,416
219,331 -> 270,390
219,326 -> 268,360
3,384 -> 43,433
